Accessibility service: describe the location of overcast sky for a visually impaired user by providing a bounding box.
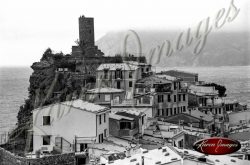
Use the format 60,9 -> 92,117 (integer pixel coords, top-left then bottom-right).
0,0 -> 249,66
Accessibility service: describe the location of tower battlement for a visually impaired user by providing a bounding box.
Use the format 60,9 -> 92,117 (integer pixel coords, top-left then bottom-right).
79,15 -> 95,47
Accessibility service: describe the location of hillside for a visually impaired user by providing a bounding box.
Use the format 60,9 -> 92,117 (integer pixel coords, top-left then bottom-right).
96,30 -> 249,67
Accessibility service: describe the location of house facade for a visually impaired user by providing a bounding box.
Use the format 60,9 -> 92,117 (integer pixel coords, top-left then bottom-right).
85,88 -> 125,107
96,62 -> 151,93
136,75 -> 188,118
109,111 -> 146,138
32,100 -> 110,154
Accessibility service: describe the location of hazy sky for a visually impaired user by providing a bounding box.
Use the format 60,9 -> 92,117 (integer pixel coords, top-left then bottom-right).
0,0 -> 249,66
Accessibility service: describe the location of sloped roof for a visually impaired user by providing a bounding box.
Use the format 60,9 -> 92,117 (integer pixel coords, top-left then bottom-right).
188,109 -> 213,122
62,99 -> 109,113
97,63 -> 138,71
166,110 -> 213,123
109,113 -> 134,121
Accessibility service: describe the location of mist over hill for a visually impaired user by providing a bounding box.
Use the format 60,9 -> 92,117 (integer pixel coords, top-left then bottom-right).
96,30 -> 249,67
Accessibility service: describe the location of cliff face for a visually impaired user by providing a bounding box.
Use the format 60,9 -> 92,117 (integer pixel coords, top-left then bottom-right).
17,49 -> 87,126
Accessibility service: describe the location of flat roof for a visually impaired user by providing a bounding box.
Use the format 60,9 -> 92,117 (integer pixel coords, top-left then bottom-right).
111,146 -> 181,165
87,88 -> 124,94
97,63 -> 138,71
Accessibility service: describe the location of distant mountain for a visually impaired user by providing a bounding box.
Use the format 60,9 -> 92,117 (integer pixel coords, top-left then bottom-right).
96,30 -> 249,67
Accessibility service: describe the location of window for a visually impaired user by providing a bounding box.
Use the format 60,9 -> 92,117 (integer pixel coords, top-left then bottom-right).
141,68 -> 144,73
104,129 -> 107,137
178,95 -> 181,102
158,95 -> 164,103
104,114 -> 106,123
146,68 -> 149,72
43,116 -> 51,126
43,135 -> 51,145
183,94 -> 186,101
166,108 -> 169,116
183,106 -> 186,112
115,69 -> 122,79
168,95 -> 171,102
219,108 -> 221,114
157,109 -> 160,116
174,95 -> 176,102
80,143 -> 87,152
174,108 -> 176,114
129,71 -> 133,78
180,107 -> 182,113
174,82 -> 177,90
104,70 -> 108,79
117,81 -> 121,89
179,82 -> 181,89
104,95 -> 110,101
170,108 -> 173,115
129,81 -> 133,87
178,139 -> 184,148
99,115 -> 102,125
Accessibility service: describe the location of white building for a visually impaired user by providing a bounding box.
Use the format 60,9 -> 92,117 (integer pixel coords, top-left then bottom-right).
32,99 -> 110,154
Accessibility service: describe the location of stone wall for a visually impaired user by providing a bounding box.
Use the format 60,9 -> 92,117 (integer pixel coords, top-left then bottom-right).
0,147 -> 75,165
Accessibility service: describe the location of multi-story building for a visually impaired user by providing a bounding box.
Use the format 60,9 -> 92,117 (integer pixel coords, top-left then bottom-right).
96,62 -> 151,94
188,85 -> 229,134
135,74 -> 188,118
85,87 -> 125,107
32,100 -> 110,154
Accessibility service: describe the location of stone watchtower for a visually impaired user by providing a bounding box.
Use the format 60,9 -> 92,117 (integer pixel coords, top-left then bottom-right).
79,15 -> 95,48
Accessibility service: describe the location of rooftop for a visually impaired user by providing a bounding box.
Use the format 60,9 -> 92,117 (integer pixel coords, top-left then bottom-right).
109,113 -> 134,121
97,63 -> 138,71
87,88 -> 124,94
158,70 -> 198,76
155,74 -> 181,81
137,75 -> 174,85
62,99 -> 109,113
124,61 -> 151,66
189,85 -> 218,96
187,109 -> 213,122
229,131 -> 250,141
110,146 -> 182,165
175,147 -> 250,165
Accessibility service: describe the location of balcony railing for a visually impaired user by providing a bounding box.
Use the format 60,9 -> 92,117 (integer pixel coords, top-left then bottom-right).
118,129 -> 138,137
111,99 -> 153,107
